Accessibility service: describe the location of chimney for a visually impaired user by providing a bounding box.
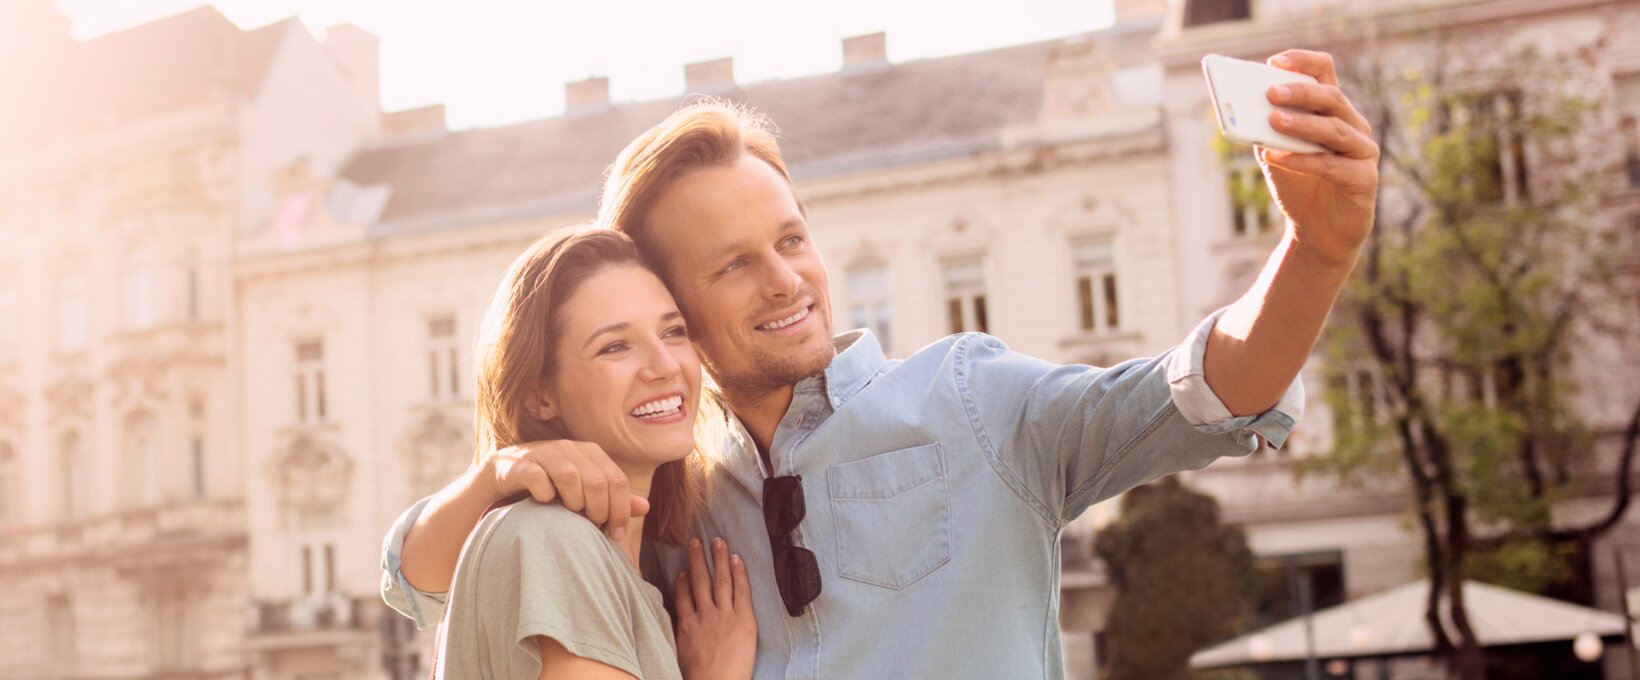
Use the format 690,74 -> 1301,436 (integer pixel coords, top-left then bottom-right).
323,25 -> 380,113
842,32 -> 888,71
1114,0 -> 1170,23
384,104 -> 446,137
684,57 -> 735,93
565,76 -> 610,115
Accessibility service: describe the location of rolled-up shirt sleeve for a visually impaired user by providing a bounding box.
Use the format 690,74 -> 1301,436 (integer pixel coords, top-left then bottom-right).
1166,306 -> 1305,451
379,495 -> 448,630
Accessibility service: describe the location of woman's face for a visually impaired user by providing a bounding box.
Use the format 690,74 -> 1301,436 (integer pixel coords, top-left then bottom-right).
540,264 -> 702,471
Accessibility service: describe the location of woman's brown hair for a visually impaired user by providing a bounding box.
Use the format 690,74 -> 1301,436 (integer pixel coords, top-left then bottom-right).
472,225 -> 717,546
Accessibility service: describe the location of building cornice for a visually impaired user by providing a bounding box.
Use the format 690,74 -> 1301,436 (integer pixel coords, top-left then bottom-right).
1154,0 -> 1627,67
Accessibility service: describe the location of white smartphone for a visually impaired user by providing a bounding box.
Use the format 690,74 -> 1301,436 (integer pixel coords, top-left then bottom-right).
1201,53 -> 1330,155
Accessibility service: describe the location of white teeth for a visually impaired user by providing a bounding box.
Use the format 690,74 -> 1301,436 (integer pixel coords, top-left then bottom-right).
630,396 -> 683,418
758,306 -> 810,331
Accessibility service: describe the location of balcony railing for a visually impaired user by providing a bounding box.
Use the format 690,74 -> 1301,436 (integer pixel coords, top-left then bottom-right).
254,594 -> 372,635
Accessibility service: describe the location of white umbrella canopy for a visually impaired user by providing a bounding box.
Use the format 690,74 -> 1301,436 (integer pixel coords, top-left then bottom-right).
1191,579 -> 1631,669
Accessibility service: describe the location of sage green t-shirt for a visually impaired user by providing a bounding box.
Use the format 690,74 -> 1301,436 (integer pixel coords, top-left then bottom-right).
437,500 -> 681,680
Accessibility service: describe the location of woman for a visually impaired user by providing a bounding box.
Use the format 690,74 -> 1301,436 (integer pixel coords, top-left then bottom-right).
434,227 -> 754,679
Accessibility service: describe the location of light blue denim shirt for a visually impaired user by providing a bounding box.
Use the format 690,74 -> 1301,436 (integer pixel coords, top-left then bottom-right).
381,308 -> 1303,679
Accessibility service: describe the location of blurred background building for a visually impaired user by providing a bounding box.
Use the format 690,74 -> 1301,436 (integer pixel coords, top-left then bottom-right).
1,0 -> 1637,678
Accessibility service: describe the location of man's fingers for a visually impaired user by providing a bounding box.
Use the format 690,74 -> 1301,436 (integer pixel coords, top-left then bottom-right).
1267,82 -> 1370,136
579,462 -> 611,528
730,553 -> 751,615
675,571 -> 696,617
711,538 -> 733,608
1268,49 -> 1338,87
688,538 -> 713,612
1269,111 -> 1378,161
1260,147 -> 1379,196
603,463 -> 630,540
518,462 -> 558,504
549,462 -> 585,512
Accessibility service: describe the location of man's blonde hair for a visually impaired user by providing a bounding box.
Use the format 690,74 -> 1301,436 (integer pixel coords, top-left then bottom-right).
597,99 -> 803,272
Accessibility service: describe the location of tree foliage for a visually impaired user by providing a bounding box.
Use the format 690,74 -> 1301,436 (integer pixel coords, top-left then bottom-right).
1303,34 -> 1639,680
1094,477 -> 1259,680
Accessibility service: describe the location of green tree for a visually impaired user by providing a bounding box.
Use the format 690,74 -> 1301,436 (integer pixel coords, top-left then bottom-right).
1094,477 -> 1258,680
1306,34 -> 1640,680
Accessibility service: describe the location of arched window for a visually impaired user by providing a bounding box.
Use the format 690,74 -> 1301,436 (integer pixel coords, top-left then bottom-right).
60,432 -> 87,518
124,412 -> 159,507
0,441 -> 18,524
122,245 -> 160,331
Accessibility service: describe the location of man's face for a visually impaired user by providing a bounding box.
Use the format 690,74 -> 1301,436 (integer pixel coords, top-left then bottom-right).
645,153 -> 835,396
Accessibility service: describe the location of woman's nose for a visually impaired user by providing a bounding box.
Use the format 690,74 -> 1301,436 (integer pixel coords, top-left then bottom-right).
638,342 -> 681,382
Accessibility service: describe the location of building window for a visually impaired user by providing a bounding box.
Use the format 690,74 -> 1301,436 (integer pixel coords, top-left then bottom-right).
427,316 -> 459,399
0,441 -> 17,524
60,431 -> 87,519
1453,90 -> 1528,204
1073,237 -> 1120,333
0,285 -> 17,364
124,412 -> 160,508
56,273 -> 88,354
295,339 -> 326,423
122,246 -> 160,331
1253,551 -> 1346,628
847,264 -> 893,352
156,603 -> 193,671
1184,0 -> 1249,26
186,266 -> 201,323
943,258 -> 988,334
48,594 -> 75,665
1616,73 -> 1640,190
1226,150 -> 1278,238
296,508 -> 339,596
191,437 -> 206,499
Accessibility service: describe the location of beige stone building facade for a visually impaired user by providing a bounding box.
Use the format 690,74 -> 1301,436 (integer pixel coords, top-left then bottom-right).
3,0 -> 1639,678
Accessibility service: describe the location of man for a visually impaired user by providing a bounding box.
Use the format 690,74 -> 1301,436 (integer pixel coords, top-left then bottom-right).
382,49 -> 1378,678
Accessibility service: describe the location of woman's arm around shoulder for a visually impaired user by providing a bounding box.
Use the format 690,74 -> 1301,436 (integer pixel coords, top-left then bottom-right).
535,637 -> 639,680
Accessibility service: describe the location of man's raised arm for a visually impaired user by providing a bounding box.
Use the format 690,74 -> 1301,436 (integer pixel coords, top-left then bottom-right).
1202,49 -> 1379,416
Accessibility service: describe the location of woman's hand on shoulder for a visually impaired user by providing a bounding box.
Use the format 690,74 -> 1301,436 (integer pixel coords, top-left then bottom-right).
482,440 -> 650,539
675,537 -> 756,680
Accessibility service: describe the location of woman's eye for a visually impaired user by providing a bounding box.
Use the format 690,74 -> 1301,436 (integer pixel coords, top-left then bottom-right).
664,325 -> 688,339
599,342 -> 628,355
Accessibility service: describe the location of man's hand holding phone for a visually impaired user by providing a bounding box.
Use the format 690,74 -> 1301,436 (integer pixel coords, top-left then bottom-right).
1206,49 -> 1380,267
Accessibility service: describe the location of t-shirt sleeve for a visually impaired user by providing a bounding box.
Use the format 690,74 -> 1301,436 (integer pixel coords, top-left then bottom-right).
474,505 -> 649,679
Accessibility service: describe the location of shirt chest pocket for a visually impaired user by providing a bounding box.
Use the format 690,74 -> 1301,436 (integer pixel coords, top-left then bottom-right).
825,443 -> 951,590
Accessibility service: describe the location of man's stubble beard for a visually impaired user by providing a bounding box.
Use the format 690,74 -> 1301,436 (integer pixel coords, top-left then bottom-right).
705,325 -> 837,405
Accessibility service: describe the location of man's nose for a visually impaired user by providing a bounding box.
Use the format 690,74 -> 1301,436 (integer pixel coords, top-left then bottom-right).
759,254 -> 802,299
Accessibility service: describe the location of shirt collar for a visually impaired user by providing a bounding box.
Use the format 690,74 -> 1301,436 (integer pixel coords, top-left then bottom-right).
817,328 -> 887,410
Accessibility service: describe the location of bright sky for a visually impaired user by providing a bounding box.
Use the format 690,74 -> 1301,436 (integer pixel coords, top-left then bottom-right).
53,0 -> 1116,130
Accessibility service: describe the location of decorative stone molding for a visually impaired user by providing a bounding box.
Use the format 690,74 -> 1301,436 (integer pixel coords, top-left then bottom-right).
268,434 -> 353,512
44,375 -> 94,426
401,409 -> 472,497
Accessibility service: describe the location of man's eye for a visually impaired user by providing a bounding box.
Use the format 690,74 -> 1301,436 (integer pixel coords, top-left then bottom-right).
599,342 -> 628,355
782,235 -> 804,248
723,258 -> 746,273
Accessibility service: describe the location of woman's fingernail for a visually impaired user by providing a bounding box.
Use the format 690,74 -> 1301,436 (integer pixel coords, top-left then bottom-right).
1279,111 -> 1294,125
691,538 -> 701,550
732,554 -> 743,567
1273,85 -> 1291,101
1273,55 -> 1292,67
612,526 -> 626,541
714,537 -> 725,549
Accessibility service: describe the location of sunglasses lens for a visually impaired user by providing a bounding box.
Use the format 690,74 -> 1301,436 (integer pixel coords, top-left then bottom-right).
774,545 -> 822,616
763,476 -> 807,534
